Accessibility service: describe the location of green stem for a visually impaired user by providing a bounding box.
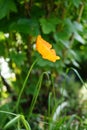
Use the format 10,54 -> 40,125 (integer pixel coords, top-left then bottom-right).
71,67 -> 87,89
28,71 -> 49,119
21,115 -> 31,130
15,58 -> 38,111
0,110 -> 17,116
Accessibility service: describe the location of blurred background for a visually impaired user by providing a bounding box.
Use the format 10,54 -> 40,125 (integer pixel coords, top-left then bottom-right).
0,0 -> 87,129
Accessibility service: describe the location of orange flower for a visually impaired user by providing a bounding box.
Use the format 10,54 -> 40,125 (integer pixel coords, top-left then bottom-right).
36,35 -> 60,62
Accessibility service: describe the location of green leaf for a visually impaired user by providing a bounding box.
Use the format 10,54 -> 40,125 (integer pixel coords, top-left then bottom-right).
53,19 -> 78,41
64,19 -> 75,34
0,0 -> 17,19
37,57 -> 54,67
53,31 -> 70,41
72,0 -> 81,7
59,40 -> 70,48
73,22 -> 83,32
71,59 -> 80,67
40,17 -> 59,34
66,115 -> 76,129
74,32 -> 85,44
9,51 -> 26,66
4,115 -> 20,129
67,49 -> 79,60
0,32 -> 5,41
10,18 -> 40,36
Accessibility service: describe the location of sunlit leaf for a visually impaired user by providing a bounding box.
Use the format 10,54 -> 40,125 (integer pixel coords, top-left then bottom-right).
74,32 -> 85,44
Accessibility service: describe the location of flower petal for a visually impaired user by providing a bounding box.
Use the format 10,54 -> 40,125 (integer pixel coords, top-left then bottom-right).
36,35 -> 60,62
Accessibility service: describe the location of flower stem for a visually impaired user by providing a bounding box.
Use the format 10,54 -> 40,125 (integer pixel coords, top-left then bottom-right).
15,58 -> 38,112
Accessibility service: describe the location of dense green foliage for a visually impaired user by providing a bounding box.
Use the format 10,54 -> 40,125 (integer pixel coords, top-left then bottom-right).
0,0 -> 87,129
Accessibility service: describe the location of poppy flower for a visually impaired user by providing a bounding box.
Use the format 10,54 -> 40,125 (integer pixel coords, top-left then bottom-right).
36,35 -> 60,62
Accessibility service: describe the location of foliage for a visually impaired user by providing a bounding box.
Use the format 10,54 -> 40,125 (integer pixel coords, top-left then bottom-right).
0,0 -> 87,129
